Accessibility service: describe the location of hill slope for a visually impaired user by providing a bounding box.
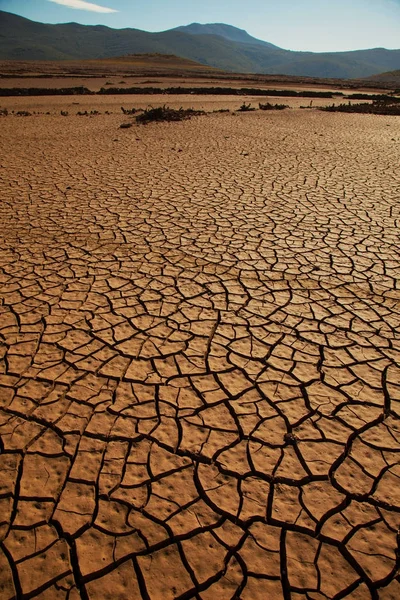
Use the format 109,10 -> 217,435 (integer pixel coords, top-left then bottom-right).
365,69 -> 400,85
1,11 -> 399,79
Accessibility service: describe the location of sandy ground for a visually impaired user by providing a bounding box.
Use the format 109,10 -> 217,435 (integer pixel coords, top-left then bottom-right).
0,96 -> 399,600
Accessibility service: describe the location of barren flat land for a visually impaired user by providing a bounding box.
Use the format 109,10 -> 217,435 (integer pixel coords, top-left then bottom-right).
0,75 -> 400,600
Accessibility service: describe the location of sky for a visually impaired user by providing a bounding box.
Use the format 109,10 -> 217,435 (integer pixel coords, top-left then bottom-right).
0,0 -> 399,52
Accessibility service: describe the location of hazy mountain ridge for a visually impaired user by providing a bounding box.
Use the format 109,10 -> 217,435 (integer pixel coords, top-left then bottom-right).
171,23 -> 280,49
0,11 -> 399,79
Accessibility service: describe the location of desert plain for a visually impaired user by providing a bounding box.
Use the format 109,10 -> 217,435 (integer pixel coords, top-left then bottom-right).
0,66 -> 399,600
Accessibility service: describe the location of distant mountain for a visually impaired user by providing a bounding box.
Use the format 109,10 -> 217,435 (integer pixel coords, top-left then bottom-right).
265,48 -> 400,80
1,10 -> 400,79
0,10 -> 288,71
171,23 -> 279,49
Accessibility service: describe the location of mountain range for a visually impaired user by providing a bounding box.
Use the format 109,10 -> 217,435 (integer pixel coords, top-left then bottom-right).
0,10 -> 399,79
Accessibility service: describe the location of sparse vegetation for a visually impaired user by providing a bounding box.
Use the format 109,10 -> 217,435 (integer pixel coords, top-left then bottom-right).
259,102 -> 288,110
238,102 -> 256,112
320,98 -> 400,115
15,110 -> 32,116
135,105 -> 205,124
0,107 -> 8,116
121,106 -> 140,115
76,110 -> 100,116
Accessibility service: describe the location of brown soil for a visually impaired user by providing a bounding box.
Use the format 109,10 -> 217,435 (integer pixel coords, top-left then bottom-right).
0,84 -> 399,600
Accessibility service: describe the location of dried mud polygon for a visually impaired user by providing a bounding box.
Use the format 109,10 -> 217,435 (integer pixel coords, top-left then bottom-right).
0,99 -> 399,599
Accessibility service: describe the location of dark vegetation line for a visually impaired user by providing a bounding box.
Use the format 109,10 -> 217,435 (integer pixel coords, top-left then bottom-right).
0,86 -> 93,96
98,86 -> 338,98
0,86 -> 339,98
320,98 -> 400,115
345,93 -> 400,101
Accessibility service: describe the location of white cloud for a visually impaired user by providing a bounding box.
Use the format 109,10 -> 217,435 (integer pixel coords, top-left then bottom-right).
47,0 -> 118,13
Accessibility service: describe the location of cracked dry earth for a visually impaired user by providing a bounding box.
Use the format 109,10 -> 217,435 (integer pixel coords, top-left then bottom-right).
0,105 -> 400,600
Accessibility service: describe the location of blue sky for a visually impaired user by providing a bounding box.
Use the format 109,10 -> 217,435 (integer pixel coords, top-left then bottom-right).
0,0 -> 399,51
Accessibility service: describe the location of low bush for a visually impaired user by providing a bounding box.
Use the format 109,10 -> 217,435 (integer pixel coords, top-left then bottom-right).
136,105 -> 205,124
238,102 -> 256,112
76,110 -> 101,116
121,107 -> 141,115
259,102 -> 288,110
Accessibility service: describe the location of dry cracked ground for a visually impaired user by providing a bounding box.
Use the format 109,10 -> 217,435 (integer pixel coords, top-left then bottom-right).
0,99 -> 400,600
